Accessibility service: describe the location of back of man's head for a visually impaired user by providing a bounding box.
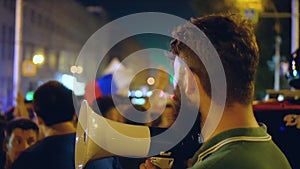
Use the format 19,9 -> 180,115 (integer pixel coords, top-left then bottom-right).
33,81 -> 75,126
171,14 -> 259,106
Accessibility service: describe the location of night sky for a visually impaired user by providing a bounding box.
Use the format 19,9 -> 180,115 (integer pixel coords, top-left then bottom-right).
77,0 -> 197,20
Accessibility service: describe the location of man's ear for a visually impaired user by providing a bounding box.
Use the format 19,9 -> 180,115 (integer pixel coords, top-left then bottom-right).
184,68 -> 200,104
185,68 -> 198,94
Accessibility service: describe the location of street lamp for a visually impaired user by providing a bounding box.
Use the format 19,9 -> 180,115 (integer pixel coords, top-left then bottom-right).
13,0 -> 23,106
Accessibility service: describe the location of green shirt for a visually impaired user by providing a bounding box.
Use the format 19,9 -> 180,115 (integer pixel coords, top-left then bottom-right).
190,125 -> 292,169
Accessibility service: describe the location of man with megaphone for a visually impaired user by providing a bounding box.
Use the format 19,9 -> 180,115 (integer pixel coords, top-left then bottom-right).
140,13 -> 292,169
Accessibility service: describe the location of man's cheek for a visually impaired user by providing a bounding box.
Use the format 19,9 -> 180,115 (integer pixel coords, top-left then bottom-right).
173,65 -> 180,89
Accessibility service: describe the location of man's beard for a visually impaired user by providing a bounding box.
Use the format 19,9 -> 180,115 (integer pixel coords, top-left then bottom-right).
173,84 -> 202,135
170,84 -> 203,165
173,85 -> 200,117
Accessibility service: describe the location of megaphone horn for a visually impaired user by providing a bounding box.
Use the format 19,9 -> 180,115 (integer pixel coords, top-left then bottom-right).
75,100 -> 151,169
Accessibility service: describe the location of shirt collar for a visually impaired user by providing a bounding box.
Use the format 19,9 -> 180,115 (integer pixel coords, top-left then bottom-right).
192,124 -> 270,164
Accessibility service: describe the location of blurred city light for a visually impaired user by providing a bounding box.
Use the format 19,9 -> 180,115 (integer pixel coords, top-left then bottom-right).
32,54 -> 45,64
147,77 -> 155,85
70,65 -> 84,74
77,66 -> 83,74
146,91 -> 153,97
277,94 -> 284,101
236,0 -> 264,12
135,90 -> 143,98
22,60 -> 37,76
70,66 -> 77,73
60,74 -> 85,96
169,75 -> 174,84
25,91 -> 34,101
128,91 -> 131,97
61,74 -> 74,90
131,98 -> 146,105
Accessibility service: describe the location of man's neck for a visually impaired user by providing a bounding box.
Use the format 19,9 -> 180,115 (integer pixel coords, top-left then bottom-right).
43,121 -> 76,137
202,103 -> 259,142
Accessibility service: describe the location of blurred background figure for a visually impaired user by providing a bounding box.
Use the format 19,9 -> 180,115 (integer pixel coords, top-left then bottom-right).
0,115 -> 7,169
4,93 -> 35,122
149,100 -> 177,128
10,81 -> 78,169
2,118 -> 39,169
286,48 -> 300,89
11,80 -> 123,169
92,96 -> 127,123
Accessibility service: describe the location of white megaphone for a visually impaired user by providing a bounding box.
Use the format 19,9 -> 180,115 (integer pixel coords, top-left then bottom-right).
75,100 -> 154,169
75,100 -> 201,169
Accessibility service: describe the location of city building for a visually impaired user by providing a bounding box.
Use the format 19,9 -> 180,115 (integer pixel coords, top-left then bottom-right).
0,0 -> 107,111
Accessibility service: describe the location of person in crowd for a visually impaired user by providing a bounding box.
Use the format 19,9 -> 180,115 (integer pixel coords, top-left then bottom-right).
140,13 -> 291,169
11,80 -> 122,169
5,93 -> 35,122
148,99 -> 177,128
2,118 -> 39,169
0,115 -> 7,169
92,96 -> 127,123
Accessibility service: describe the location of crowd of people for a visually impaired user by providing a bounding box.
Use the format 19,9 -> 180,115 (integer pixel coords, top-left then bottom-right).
0,13 -> 293,169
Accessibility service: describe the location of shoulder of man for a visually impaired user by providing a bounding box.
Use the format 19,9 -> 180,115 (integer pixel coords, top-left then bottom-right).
10,138 -> 48,169
10,150 -> 35,169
